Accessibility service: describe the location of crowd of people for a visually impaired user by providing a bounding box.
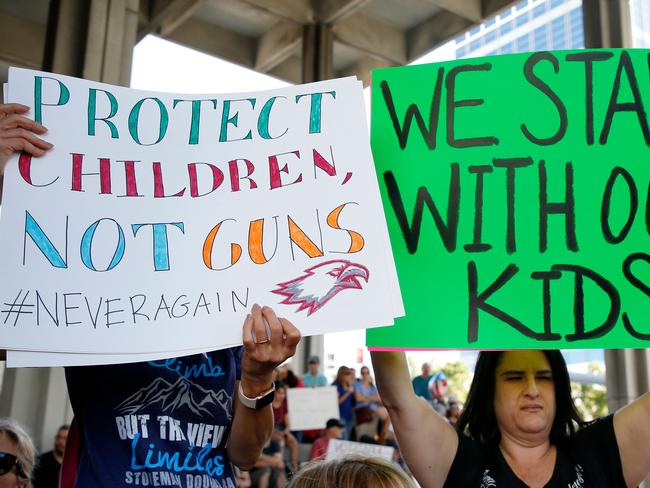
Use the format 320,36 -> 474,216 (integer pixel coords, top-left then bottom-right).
230,357 -> 463,488
0,356 -> 459,488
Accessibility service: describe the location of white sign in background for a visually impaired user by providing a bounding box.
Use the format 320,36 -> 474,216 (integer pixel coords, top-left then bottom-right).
326,438 -> 395,462
286,386 -> 340,431
0,68 -> 403,363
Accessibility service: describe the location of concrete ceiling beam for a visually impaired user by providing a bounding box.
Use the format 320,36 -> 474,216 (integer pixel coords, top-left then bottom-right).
164,17 -> 255,68
333,12 -> 407,65
255,21 -> 303,73
317,0 -> 372,24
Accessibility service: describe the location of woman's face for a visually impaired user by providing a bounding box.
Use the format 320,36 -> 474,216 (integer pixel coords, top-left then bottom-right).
0,434 -> 26,488
493,351 -> 556,444
360,368 -> 370,382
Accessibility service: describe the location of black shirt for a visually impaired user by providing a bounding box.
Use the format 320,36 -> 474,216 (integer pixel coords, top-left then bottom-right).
32,450 -> 61,488
444,415 -> 626,487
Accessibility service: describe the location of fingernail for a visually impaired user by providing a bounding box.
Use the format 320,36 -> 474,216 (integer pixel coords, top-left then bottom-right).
246,314 -> 251,320
252,303 -> 260,311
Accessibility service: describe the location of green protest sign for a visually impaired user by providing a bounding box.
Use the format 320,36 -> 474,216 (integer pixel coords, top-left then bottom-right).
367,49 -> 649,350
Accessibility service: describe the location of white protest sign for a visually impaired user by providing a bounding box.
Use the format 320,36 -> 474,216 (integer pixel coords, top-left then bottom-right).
0,68 -> 403,360
326,439 -> 395,461
286,386 -> 339,431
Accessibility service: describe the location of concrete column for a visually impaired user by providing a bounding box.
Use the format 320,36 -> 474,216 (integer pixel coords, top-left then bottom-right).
301,22 -> 334,83
582,0 -> 632,49
605,349 -> 650,410
1,0 -> 139,452
581,3 -> 648,486
43,0 -> 139,85
293,22 -> 335,374
0,367 -> 73,452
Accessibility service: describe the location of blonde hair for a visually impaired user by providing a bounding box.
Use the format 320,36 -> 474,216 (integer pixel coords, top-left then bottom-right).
287,456 -> 415,488
0,417 -> 36,486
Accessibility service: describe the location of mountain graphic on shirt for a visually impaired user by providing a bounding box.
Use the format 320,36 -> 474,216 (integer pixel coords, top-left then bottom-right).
115,376 -> 232,419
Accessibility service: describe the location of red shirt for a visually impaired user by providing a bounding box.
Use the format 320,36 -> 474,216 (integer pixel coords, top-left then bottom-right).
309,436 -> 331,461
272,399 -> 288,429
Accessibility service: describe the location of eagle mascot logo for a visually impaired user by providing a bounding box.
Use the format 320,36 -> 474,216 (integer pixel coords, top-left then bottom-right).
272,260 -> 370,315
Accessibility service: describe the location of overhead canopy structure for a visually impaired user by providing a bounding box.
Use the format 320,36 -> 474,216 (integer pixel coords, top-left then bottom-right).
135,0 -> 521,84
0,0 -> 518,89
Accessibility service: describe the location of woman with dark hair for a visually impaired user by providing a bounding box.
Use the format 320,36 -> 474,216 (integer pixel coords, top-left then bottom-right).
333,366 -> 356,440
271,382 -> 300,472
280,365 -> 304,388
371,349 -> 650,488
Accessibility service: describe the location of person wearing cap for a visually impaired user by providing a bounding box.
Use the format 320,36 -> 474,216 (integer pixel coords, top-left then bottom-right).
309,419 -> 344,461
302,356 -> 328,388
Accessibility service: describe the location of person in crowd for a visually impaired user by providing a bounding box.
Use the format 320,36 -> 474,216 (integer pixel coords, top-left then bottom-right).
349,367 -> 358,383
0,418 -> 35,488
287,456 -> 415,488
412,362 -> 433,401
249,437 -> 287,488
0,102 -> 302,487
309,418 -> 344,461
384,437 -> 409,474
332,366 -> 356,440
32,425 -> 68,488
235,468 -> 253,488
372,349 -> 650,487
445,397 -> 462,427
302,356 -> 327,388
279,364 -> 304,388
234,467 -> 252,488
271,382 -> 300,472
354,366 -> 390,441
277,365 -> 304,442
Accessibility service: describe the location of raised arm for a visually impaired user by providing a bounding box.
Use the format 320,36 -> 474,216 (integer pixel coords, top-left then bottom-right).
227,304 -> 300,470
371,351 -> 458,488
613,391 -> 650,487
339,386 -> 354,405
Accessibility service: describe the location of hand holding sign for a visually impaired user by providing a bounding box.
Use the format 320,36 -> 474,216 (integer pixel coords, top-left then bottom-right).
241,304 -> 300,396
0,103 -> 52,176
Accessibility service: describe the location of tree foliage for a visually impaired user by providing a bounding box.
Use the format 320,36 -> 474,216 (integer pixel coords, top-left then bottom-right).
571,362 -> 608,420
440,360 -> 471,402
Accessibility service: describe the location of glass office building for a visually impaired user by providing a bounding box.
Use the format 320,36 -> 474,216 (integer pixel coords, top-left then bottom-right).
453,0 -> 609,374
631,0 -> 650,47
454,0 -> 584,59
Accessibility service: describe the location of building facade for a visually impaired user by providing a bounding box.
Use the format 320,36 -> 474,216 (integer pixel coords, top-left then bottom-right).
631,0 -> 650,47
455,0 -> 583,59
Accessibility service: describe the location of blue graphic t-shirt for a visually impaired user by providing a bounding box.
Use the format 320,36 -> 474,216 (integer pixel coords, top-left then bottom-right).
65,348 -> 242,488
